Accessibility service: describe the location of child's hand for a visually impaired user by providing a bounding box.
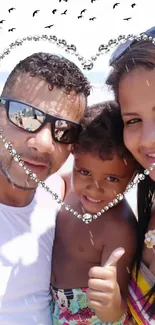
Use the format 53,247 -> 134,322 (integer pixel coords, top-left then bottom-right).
87,248 -> 125,321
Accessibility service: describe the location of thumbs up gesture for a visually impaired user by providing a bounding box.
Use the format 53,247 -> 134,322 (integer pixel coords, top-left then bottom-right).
87,247 -> 126,322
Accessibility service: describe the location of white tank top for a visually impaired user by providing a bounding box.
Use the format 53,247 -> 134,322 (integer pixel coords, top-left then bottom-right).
0,174 -> 62,325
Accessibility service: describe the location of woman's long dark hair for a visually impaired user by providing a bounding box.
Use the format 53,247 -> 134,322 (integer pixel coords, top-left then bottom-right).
106,39 -> 155,315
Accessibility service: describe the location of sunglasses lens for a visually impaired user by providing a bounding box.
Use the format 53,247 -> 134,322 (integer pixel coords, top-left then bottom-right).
8,101 -> 45,131
54,120 -> 80,143
7,100 -> 80,144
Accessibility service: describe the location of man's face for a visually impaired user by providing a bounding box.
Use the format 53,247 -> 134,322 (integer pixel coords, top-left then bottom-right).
0,73 -> 86,190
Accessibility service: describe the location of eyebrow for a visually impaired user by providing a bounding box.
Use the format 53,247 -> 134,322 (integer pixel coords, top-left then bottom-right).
122,106 -> 155,117
74,165 -> 88,170
121,112 -> 139,117
104,173 -> 127,179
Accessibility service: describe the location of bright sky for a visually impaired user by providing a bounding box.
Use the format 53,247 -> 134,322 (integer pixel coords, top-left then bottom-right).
0,0 -> 155,104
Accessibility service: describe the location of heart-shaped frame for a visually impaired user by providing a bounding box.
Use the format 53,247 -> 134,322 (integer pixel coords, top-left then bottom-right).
0,32 -> 154,224
0,32 -> 142,71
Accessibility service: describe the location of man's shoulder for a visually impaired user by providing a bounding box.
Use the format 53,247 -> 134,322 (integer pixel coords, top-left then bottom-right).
45,173 -> 64,189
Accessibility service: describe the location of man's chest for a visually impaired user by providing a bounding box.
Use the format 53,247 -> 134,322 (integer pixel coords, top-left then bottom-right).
0,206 -> 55,302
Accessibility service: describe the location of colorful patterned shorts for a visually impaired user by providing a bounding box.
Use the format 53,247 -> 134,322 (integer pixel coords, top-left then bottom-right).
50,287 -> 129,325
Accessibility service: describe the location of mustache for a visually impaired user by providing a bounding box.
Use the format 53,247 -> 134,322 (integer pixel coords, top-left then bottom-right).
17,152 -> 52,167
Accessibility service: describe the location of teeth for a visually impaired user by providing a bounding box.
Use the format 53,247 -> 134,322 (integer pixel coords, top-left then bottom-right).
86,196 -> 102,203
148,154 -> 155,158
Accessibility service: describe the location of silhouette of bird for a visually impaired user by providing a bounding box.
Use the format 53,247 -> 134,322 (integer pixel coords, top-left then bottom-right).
113,3 -> 120,9
80,9 -> 87,14
8,27 -> 16,32
131,3 -> 136,8
61,10 -> 67,15
8,7 -> 16,13
32,10 -> 40,17
77,15 -> 83,19
0,20 -> 5,24
52,9 -> 57,14
89,17 -> 96,21
44,24 -> 54,28
123,17 -> 132,21
91,0 -> 97,2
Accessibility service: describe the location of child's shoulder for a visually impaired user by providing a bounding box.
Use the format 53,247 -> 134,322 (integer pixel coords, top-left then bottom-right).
104,199 -> 138,236
111,198 -> 137,221
57,171 -> 72,198
101,200 -> 138,264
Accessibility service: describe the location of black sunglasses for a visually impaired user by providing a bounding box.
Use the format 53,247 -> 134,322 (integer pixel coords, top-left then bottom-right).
0,97 -> 82,144
109,26 -> 155,66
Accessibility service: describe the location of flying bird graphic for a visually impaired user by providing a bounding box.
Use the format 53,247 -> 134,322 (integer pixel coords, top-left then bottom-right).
8,27 -> 16,32
123,17 -> 132,21
32,10 -> 40,17
52,9 -> 57,14
44,24 -> 54,28
80,9 -> 87,14
8,7 -> 16,13
113,3 -> 120,9
89,17 -> 96,21
61,10 -> 67,15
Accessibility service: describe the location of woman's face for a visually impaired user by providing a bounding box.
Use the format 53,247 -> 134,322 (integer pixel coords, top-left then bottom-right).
119,67 -> 155,181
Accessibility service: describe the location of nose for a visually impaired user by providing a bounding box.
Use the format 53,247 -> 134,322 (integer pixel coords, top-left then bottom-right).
27,123 -> 56,153
86,179 -> 104,191
94,180 -> 100,189
140,120 -> 155,150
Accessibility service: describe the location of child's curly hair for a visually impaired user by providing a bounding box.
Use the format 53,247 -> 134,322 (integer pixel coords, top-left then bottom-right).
74,100 -> 134,160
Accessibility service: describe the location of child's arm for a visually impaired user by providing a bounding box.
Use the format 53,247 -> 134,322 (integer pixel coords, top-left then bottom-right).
87,218 -> 137,322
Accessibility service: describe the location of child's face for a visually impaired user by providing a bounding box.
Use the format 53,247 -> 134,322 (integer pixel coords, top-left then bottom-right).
72,152 -> 136,214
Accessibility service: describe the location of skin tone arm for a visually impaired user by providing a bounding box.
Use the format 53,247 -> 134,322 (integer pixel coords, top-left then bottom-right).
87,219 -> 137,322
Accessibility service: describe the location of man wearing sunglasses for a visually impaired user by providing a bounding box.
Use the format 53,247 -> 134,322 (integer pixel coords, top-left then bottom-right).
0,52 -> 90,325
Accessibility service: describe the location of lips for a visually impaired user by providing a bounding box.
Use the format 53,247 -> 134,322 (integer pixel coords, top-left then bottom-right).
147,153 -> 155,158
143,152 -> 155,165
84,195 -> 103,203
81,194 -> 104,205
23,159 -> 48,174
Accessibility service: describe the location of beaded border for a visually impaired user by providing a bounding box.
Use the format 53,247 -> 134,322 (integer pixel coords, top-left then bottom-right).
0,127 -> 154,224
0,32 -> 154,71
0,32 -> 155,224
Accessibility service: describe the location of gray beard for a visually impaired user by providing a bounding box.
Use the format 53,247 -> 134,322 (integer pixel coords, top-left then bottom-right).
0,161 -> 36,191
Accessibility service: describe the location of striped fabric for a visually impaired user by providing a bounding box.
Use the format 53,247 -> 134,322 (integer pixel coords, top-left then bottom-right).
128,262 -> 155,325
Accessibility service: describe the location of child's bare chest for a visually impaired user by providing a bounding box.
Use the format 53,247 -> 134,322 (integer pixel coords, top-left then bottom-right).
52,196 -> 106,287
55,205 -> 104,263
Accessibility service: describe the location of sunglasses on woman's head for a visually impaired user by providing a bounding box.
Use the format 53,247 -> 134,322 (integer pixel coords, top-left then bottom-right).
0,97 -> 82,144
109,26 -> 155,66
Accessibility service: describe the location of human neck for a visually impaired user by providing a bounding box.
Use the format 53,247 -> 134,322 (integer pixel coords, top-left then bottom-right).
0,174 -> 35,207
